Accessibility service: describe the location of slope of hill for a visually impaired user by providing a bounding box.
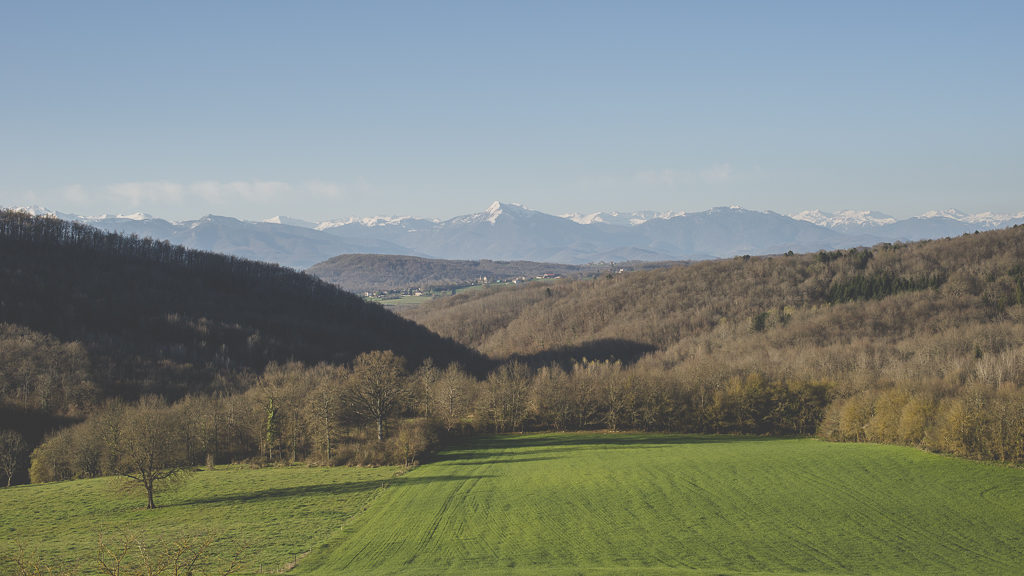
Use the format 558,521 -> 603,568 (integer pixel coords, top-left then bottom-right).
405,226 -> 1024,380
0,209 -> 487,404
305,254 -> 680,293
395,226 -> 1024,462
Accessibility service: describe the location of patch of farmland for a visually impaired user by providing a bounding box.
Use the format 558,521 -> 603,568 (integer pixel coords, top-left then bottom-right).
297,434 -> 1024,576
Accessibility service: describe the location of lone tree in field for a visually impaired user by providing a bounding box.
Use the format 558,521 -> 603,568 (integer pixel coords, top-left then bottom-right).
347,350 -> 411,441
111,400 -> 189,509
0,429 -> 27,487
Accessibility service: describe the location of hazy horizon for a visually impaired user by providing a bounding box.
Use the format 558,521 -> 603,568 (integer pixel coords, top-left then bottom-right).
9,199 -> 1024,227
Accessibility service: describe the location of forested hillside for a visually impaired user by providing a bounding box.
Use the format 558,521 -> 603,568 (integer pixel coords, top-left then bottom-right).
405,230 -> 1024,364
306,253 -> 676,293
0,209 -> 488,484
404,227 -> 1024,460
0,210 -> 484,388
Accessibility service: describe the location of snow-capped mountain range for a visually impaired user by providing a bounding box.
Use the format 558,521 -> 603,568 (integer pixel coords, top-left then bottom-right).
787,209 -> 900,232
9,202 -> 1024,270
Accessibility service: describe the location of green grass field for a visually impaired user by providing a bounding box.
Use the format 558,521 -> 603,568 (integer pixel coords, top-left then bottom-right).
297,434 -> 1024,576
0,464 -> 398,574
4,435 -> 1023,575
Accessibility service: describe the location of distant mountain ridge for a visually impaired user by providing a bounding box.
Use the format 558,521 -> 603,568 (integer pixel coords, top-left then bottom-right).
10,202 -> 1024,269
13,206 -> 425,269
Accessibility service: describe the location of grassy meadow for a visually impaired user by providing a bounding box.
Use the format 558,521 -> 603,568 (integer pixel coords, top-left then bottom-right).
297,434 -> 1024,576
0,464 -> 398,574
5,434 -> 1024,575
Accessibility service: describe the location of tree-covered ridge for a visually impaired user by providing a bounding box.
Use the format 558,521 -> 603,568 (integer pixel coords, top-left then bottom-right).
401,226 -> 1024,462
404,228 -> 1024,359
305,253 -> 676,293
0,209 -> 488,399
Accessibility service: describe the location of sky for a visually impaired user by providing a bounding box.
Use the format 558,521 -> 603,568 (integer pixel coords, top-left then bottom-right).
1,1 -> 1022,223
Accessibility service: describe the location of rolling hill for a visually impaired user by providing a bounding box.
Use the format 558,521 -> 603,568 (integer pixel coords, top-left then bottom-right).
306,254 -> 679,294
0,209 -> 488,404
403,226 -> 1024,365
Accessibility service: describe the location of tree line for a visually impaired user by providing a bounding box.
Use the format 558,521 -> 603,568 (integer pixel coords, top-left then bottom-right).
24,352 -> 430,506
19,347 -> 835,505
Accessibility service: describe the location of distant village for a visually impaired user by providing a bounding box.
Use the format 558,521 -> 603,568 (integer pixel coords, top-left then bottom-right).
364,273 -> 565,301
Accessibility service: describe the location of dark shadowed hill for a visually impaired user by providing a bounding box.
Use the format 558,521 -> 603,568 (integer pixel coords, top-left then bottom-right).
0,210 -> 490,399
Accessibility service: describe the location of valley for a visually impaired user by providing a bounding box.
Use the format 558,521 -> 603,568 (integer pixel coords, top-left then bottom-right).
3,211 -> 1024,575
6,5 -> 1022,575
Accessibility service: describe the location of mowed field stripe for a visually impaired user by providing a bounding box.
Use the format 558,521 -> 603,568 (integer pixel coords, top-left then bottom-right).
297,434 -> 1024,576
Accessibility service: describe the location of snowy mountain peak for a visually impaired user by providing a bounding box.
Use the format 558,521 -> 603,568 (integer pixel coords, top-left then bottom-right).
560,210 -> 687,226
561,211 -> 625,225
13,206 -> 168,223
917,208 -> 1024,227
919,208 -> 968,220
263,215 -> 317,229
450,202 -> 538,225
707,205 -> 751,214
12,205 -> 77,220
100,212 -> 156,221
788,209 -> 898,229
315,214 -> 428,231
486,201 -> 534,218
15,205 -> 56,217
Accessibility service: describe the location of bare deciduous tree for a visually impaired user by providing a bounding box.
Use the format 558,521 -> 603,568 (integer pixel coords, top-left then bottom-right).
425,363 -> 472,432
111,399 -> 189,509
0,429 -> 27,487
97,529 -> 248,576
3,529 -> 247,576
486,362 -> 531,433
304,363 -> 348,463
4,539 -> 80,575
347,350 -> 411,441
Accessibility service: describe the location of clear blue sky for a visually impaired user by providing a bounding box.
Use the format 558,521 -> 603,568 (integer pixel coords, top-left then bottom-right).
1,1 -> 1021,222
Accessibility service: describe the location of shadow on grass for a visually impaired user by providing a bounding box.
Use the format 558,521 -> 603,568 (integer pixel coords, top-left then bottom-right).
433,433 -> 800,463
175,475 -> 496,507
438,456 -> 563,466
